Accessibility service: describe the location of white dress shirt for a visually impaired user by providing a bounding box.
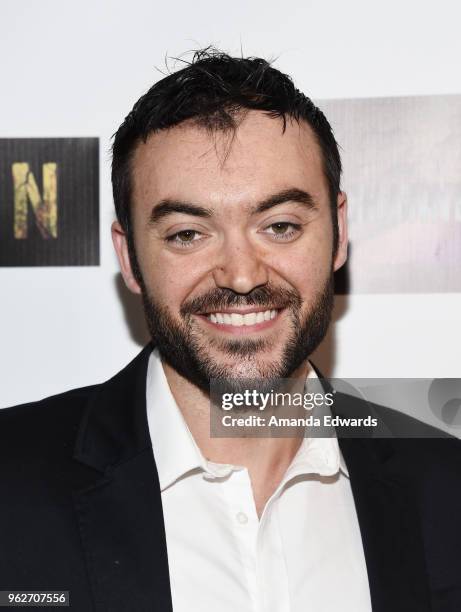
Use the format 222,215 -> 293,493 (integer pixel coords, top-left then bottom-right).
146,349 -> 372,612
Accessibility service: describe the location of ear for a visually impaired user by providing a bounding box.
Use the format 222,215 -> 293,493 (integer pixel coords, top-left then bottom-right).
333,191 -> 348,272
111,221 -> 142,294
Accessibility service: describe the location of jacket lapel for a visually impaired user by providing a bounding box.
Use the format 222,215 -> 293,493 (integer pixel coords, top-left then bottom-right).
314,373 -> 433,612
339,429 -> 432,611
72,344 -> 173,612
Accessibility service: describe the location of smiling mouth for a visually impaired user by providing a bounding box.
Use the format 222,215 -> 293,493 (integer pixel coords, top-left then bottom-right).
195,307 -> 283,331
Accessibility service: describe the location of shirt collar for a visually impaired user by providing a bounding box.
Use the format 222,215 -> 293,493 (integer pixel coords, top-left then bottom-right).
146,348 -> 348,492
294,368 -> 349,479
146,348 -> 205,491
283,436 -> 349,483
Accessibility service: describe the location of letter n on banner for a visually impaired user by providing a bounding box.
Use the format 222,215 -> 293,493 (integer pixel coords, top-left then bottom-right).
0,137 -> 99,266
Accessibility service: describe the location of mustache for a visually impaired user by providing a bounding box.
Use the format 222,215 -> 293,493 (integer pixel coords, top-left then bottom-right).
180,283 -> 302,316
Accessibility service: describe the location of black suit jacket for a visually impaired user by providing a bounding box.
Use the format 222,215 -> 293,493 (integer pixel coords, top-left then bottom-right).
1,345 -> 460,611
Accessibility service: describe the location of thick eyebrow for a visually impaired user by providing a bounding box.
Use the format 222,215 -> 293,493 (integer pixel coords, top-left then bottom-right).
148,188 -> 317,225
251,188 -> 318,214
148,200 -> 213,225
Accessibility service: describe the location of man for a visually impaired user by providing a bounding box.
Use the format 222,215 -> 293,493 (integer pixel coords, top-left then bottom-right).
1,49 -> 460,612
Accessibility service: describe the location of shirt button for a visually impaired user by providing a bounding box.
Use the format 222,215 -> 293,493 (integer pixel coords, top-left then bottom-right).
236,512 -> 248,524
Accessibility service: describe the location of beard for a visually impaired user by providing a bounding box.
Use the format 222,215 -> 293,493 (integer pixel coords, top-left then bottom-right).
139,274 -> 334,395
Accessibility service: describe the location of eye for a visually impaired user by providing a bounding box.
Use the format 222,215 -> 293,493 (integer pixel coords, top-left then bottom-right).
165,229 -> 204,248
262,222 -> 302,241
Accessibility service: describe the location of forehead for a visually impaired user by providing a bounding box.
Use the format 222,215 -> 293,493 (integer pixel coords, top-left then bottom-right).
130,110 -> 327,209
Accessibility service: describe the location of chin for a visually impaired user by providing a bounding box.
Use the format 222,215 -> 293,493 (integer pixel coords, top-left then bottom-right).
204,345 -> 290,379
217,361 -> 274,380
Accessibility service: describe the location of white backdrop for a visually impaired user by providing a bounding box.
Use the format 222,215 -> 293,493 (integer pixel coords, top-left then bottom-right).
1,0 -> 460,407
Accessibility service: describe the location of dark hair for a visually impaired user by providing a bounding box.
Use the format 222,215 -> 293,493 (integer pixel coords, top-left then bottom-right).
111,48 -> 342,277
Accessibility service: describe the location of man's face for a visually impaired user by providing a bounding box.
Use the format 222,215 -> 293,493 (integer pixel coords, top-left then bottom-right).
113,111 -> 347,391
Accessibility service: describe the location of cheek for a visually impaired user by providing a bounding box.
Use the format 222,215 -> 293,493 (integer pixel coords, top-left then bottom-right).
271,237 -> 333,297
278,260 -> 326,305
137,242 -> 209,308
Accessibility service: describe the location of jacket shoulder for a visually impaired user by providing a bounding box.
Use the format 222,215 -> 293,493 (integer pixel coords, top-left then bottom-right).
0,384 -> 100,458
0,383 -> 98,421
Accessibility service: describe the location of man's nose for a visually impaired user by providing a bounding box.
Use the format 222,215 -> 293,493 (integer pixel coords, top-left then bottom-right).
212,235 -> 269,294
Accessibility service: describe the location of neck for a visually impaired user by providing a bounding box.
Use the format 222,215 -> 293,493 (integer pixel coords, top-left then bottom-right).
161,358 -> 311,517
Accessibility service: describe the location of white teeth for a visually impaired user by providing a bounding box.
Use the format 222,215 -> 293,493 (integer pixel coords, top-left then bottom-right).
207,309 -> 278,326
231,313 -> 244,326
243,313 -> 257,326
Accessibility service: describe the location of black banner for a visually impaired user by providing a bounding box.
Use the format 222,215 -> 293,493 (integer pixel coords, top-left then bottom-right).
0,138 -> 99,266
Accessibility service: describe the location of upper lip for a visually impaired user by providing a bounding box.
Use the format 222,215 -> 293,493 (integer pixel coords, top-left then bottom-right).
197,306 -> 283,315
